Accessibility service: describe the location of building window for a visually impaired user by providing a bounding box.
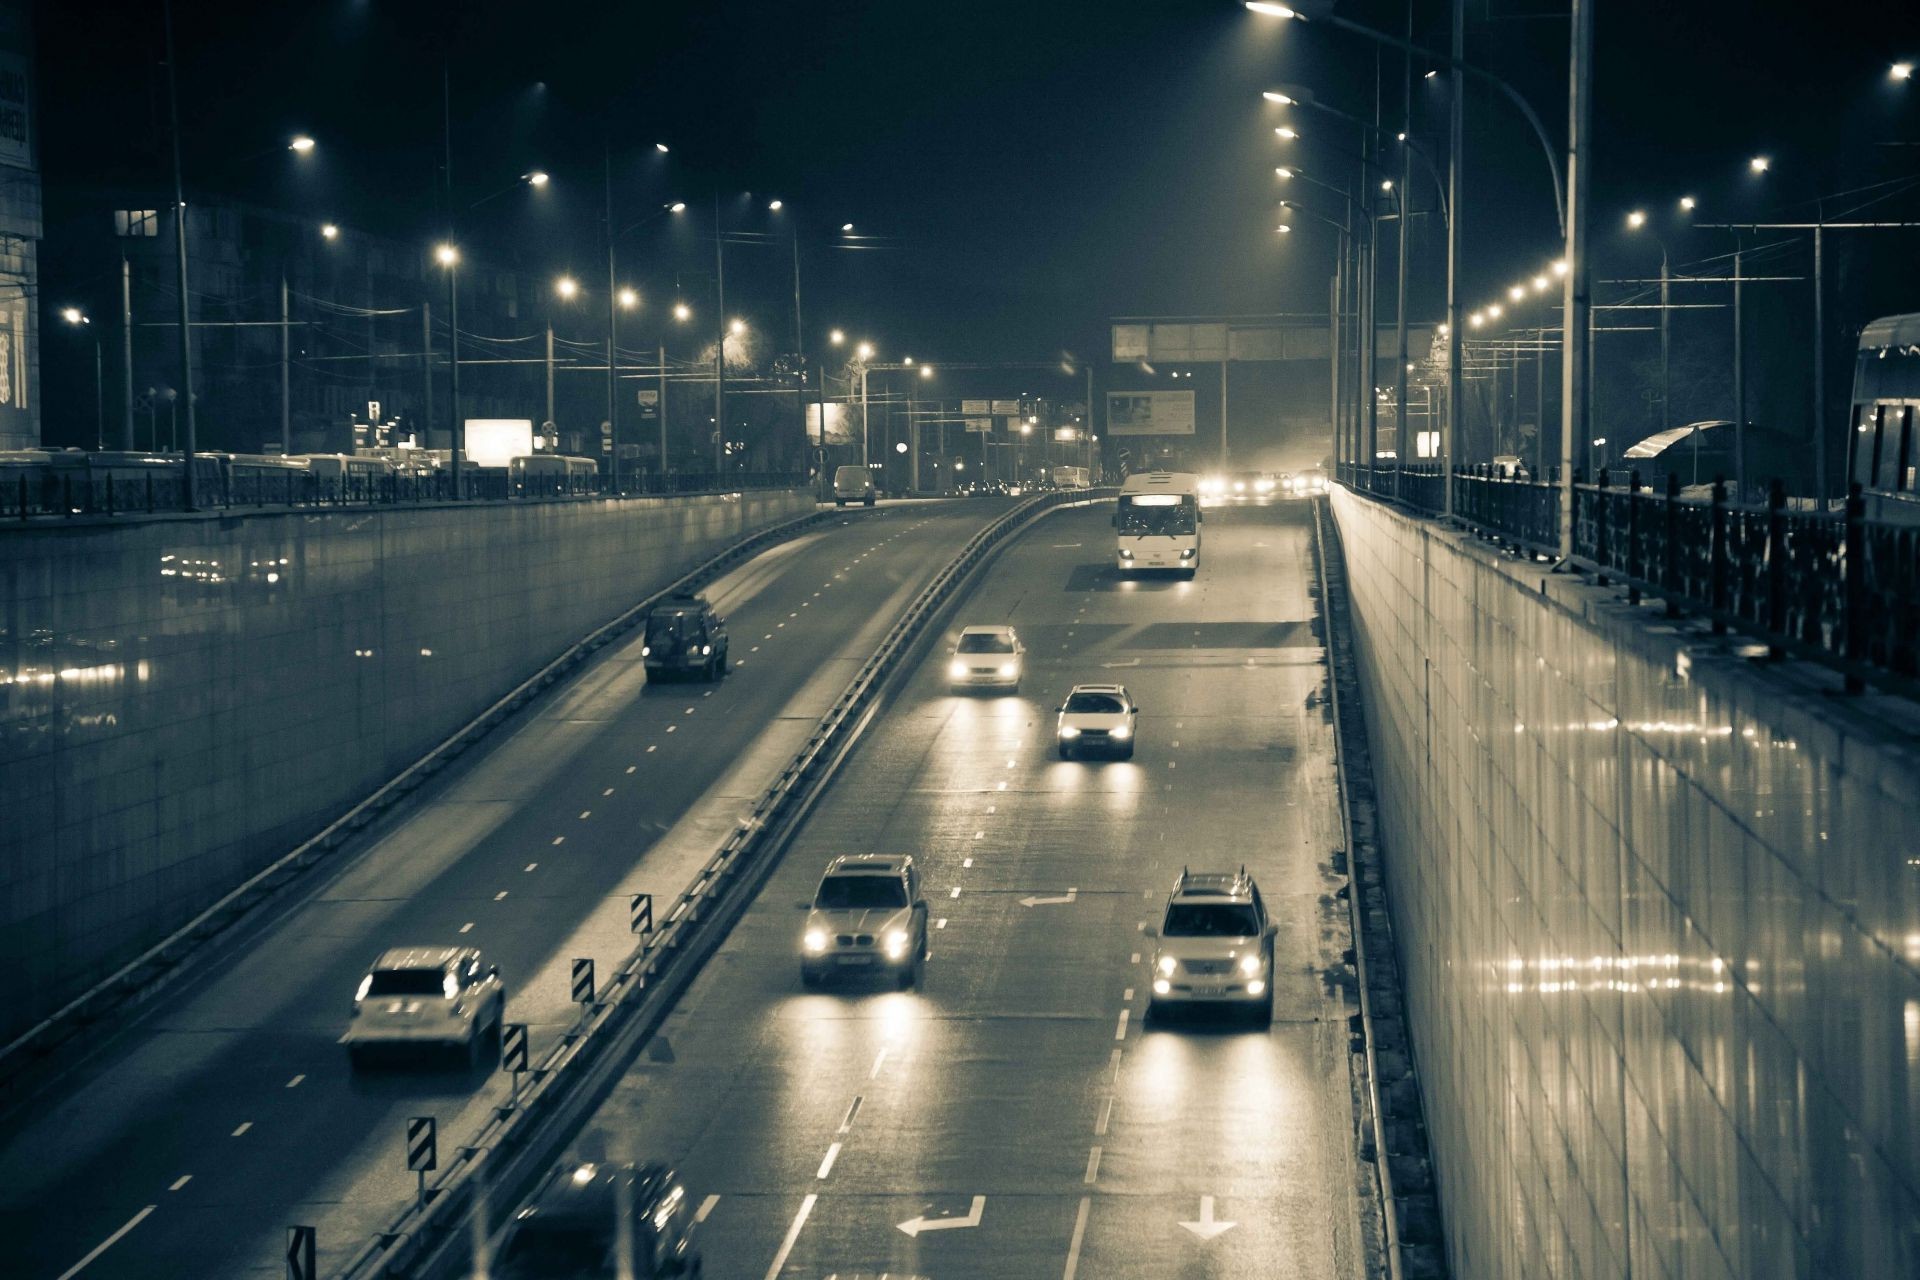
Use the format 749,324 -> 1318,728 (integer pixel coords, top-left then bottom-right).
114,210 -> 159,237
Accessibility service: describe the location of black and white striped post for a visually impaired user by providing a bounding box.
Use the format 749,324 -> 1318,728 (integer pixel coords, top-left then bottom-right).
501,1022 -> 529,1106
629,893 -> 653,941
406,1116 -> 436,1210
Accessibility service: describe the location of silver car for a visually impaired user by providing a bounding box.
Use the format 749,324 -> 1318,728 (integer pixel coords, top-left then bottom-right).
1056,683 -> 1139,760
801,855 -> 929,989
948,624 -> 1025,693
1143,870 -> 1277,1025
343,945 -> 506,1067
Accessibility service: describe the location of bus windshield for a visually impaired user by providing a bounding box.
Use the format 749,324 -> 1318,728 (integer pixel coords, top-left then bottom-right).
1117,496 -> 1196,537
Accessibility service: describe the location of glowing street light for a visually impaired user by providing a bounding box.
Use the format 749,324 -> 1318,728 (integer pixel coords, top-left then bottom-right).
1892,62 -> 1914,81
60,306 -> 86,326
655,142 -> 670,153
1551,258 -> 1570,277
1508,285 -> 1525,302
768,199 -> 783,211
1532,275 -> 1549,292
1275,224 -> 1292,234
903,355 -> 915,365
1626,209 -> 1647,229
829,329 -> 845,345
1275,167 -> 1295,179
1487,304 -> 1503,319
524,170 -> 550,187
289,135 -> 316,153
1749,155 -> 1771,174
1262,90 -> 1296,104
674,301 -> 692,322
618,287 -> 640,310
668,201 -> 687,213
1275,126 -> 1298,140
919,365 -> 934,379
841,222 -> 855,232
1244,2 -> 1301,17
320,223 -> 339,240
1469,313 -> 1485,328
1381,179 -> 1393,191
554,275 -> 579,300
434,243 -> 458,267
856,341 -> 874,360
1679,195 -> 1696,212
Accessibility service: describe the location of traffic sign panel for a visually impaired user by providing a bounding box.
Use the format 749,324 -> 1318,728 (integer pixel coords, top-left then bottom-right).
570,958 -> 596,1004
406,1116 -> 436,1173
629,893 -> 654,939
501,1023 -> 529,1075
286,1225 -> 316,1280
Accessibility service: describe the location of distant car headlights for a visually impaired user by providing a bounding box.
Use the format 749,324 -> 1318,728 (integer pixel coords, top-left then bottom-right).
803,929 -> 828,954
1110,725 -> 1131,740
949,660 -> 967,679
1255,478 -> 1275,493
1156,955 -> 1177,976
883,929 -> 910,959
1058,725 -> 1081,739
1238,953 -> 1262,976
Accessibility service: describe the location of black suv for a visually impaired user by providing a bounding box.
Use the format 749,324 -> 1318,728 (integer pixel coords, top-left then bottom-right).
494,1159 -> 702,1278
642,593 -> 730,682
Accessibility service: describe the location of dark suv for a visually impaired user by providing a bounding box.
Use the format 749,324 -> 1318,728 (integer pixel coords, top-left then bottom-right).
642,594 -> 729,682
494,1159 -> 701,1278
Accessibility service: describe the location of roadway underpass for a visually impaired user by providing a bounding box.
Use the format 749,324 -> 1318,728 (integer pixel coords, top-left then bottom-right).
567,497 -> 1376,1279
0,499 -> 1018,1280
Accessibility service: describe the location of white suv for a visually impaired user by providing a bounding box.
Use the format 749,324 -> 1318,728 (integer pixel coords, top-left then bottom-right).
343,946 -> 506,1067
949,625 -> 1024,693
1055,683 -> 1139,760
801,855 -> 929,989
1143,870 -> 1276,1025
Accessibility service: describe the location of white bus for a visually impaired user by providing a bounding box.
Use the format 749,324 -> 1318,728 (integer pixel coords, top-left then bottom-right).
1053,465 -> 1090,489
1114,471 -> 1201,576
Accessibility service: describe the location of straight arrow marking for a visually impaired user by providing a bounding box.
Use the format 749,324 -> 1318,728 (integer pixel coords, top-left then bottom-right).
897,1194 -> 986,1237
1179,1195 -> 1238,1241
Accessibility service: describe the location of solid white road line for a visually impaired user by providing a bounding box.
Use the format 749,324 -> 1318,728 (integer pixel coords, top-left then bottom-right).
816,1142 -> 842,1179
1083,1145 -> 1102,1184
695,1194 -> 720,1224
285,1074 -> 305,1088
230,1122 -> 252,1137
55,1205 -> 156,1280
1062,1196 -> 1091,1280
762,1193 -> 817,1280
168,1175 -> 191,1191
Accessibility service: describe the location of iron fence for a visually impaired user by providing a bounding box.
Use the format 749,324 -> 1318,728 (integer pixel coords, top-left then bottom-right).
1340,463 -> 1917,696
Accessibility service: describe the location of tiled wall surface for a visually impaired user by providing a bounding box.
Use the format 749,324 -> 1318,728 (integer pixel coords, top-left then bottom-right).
0,491 -> 811,1042
1331,490 -> 1919,1279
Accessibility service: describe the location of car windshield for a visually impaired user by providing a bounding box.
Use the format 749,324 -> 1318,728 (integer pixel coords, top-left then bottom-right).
1117,495 -> 1197,536
1065,692 -> 1124,714
957,633 -> 1014,654
815,875 -> 909,910
365,968 -> 446,996
1162,903 -> 1261,937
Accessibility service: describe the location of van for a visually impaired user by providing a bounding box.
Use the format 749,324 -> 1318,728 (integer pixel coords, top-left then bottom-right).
833,465 -> 877,507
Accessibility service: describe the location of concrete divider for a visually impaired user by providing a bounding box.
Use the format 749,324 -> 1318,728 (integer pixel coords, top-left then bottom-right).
0,489 -> 814,1052
1331,487 -> 1920,1279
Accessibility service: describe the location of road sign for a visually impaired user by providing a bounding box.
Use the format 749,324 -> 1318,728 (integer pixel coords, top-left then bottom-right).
406,1117 -> 436,1173
501,1023 -> 529,1075
367,400 -> 381,423
637,389 -> 659,417
286,1226 -> 316,1280
991,399 -> 1020,417
961,399 -> 990,415
571,958 -> 596,1004
1178,1196 -> 1237,1240
965,418 -> 991,434
629,893 -> 654,939
897,1195 -> 986,1237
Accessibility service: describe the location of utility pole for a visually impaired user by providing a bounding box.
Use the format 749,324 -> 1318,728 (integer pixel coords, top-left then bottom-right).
545,319 -> 555,434
791,218 -> 806,475
448,263 -> 462,493
1393,0 -> 1411,496
1442,0 -> 1462,512
1659,249 -> 1670,433
422,302 -> 434,449
119,248 -> 134,449
658,343 -> 669,474
1812,220 -> 1826,506
604,138 -> 619,493
279,273 -> 291,454
1558,0 -> 1594,558
161,0 -> 197,507
713,194 -> 726,474
1733,241 -> 1745,501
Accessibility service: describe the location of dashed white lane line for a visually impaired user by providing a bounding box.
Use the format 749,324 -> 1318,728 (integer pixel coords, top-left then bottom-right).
997,781 -> 1008,791
696,1194 -> 720,1224
168,1175 -> 192,1191
869,1048 -> 890,1079
1062,1196 -> 1091,1280
1114,1009 -> 1130,1040
1130,952 -> 1140,965
552,836 -> 566,846
1109,1048 -> 1123,1082
54,1204 -> 156,1280
986,805 -> 996,814
460,922 -> 475,934
494,891 -> 509,901
962,858 -> 973,868
1123,987 -> 1134,1001
524,863 -> 539,873
949,886 -> 962,899
838,1095 -> 863,1134
602,788 -> 614,797
816,1142 -> 842,1179
627,764 -> 638,773
1083,1145 -> 1102,1184
973,831 -> 984,840
751,645 -> 760,652
666,725 -> 677,733
1095,1095 -> 1114,1136
231,1122 -> 252,1137
285,1074 -> 305,1089
763,1193 -> 818,1280
936,918 -> 948,929
683,707 -> 695,715
646,746 -> 657,753
579,810 -> 592,819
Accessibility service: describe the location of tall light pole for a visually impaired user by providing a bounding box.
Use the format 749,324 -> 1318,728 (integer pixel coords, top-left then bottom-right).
855,340 -> 874,467
161,0 -> 196,505
61,309 -> 103,450
550,275 -> 578,437
605,140 -> 620,492
713,194 -> 727,474
1560,0 -> 1594,556
435,243 -> 462,492
1443,0 -> 1462,513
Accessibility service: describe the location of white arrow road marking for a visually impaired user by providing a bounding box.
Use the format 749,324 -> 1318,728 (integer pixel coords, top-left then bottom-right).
1020,887 -> 1078,908
1100,658 -> 1141,668
897,1195 -> 986,1237
1178,1196 -> 1238,1241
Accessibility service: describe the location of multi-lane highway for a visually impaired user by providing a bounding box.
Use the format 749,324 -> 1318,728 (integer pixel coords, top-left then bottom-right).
0,499 -> 1017,1280
576,497 -> 1374,1278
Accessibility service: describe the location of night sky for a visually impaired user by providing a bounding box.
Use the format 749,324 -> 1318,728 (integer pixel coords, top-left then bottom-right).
38,0 -> 1920,392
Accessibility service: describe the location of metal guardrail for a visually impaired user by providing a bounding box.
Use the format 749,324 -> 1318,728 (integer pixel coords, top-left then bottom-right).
0,503 -> 851,1101
337,488 -> 1115,1280
1338,462 -> 1917,698
5,469 -> 808,520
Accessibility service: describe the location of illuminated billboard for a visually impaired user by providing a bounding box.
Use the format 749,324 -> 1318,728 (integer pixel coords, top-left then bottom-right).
1105,391 -> 1195,436
464,419 -> 535,467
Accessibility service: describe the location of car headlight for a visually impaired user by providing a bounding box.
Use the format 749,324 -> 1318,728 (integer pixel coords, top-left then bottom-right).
640,645 -> 651,656
701,645 -> 712,655
1110,725 -> 1131,739
1238,953 -> 1261,976
354,974 -> 371,1002
998,662 -> 1018,677
1247,979 -> 1266,996
1255,480 -> 1274,493
1179,548 -> 1195,559
1156,955 -> 1177,976
804,929 -> 828,954
1153,978 -> 1171,995
949,660 -> 967,678
1059,725 -> 1081,738
883,929 -> 910,957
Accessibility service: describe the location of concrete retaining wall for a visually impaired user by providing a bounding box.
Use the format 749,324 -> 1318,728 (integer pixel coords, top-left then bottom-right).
1331,488 -> 1919,1279
0,490 -> 813,1042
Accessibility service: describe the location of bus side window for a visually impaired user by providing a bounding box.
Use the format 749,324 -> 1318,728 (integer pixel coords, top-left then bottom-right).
1901,406 -> 1917,493
1875,405 -> 1907,493
1852,405 -> 1877,487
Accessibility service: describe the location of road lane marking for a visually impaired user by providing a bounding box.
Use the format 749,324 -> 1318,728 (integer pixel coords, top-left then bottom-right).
552,836 -> 566,846
986,805 -> 996,813
579,810 -> 592,819
963,858 -> 973,868
683,708 -> 694,716
666,725 -> 676,732
998,781 -> 1008,790
1096,1096 -> 1114,1135
762,1193 -> 817,1280
1062,1196 -> 1091,1280
695,1194 -> 720,1223
54,1204 -> 156,1280
646,746 -> 657,753
973,831 -> 984,840
897,1196 -> 986,1236
627,765 -> 638,773
494,891 -> 509,901
1114,1010 -> 1130,1040
870,1048 -> 889,1078
168,1175 -> 191,1191
285,1074 -> 305,1089
1129,952 -> 1139,964
459,922 -> 474,934
524,863 -> 538,873
838,1095 -> 863,1134
949,886 -> 962,899
1021,887 -> 1078,908
603,788 -> 614,796
1083,1146 -> 1102,1183
231,1122 -> 252,1137
816,1142 -> 841,1179
936,918 -> 947,929
1123,987 -> 1134,1001
1171,740 -> 1180,748
1109,1048 -> 1123,1082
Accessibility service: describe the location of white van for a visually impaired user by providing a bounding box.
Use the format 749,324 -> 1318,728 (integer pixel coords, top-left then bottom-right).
833,465 -> 876,507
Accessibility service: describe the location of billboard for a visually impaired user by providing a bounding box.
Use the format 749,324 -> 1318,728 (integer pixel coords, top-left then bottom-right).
465,419 -> 534,467
807,401 -> 858,446
1105,391 -> 1195,437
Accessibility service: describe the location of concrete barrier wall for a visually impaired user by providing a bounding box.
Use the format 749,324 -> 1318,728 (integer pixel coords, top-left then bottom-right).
1330,488 -> 1919,1280
0,490 -> 813,1042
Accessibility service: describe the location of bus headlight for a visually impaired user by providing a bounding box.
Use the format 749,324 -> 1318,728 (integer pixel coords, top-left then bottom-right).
1118,550 -> 1134,560
1179,549 -> 1196,559
804,929 -> 828,954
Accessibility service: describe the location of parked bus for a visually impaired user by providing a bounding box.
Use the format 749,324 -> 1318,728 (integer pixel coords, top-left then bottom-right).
1114,471 -> 1201,576
1053,465 -> 1090,489
1849,311 -> 1920,521
510,453 -> 599,496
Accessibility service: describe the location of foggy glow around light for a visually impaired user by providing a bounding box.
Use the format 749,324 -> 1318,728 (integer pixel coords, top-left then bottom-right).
668,202 -> 687,213
1551,259 -> 1569,276
655,142 -> 670,153
729,318 -> 745,335
60,306 -> 85,325
1508,285 -> 1524,301
1749,155 -> 1770,173
856,342 -> 874,360
829,329 -> 845,345
673,302 -> 692,321
1679,195 -> 1697,211
1262,90 -> 1295,104
525,170 -> 550,186
768,199 -> 783,211
1487,304 -> 1503,319
434,243 -> 458,266
1892,62 -> 1913,81
1275,167 -> 1295,179
1275,126 -> 1298,139
841,222 -> 855,232
1532,275 -> 1549,292
289,135 -> 316,153
1244,2 -> 1300,17
554,276 -> 579,300
1626,209 -> 1647,229
1469,313 -> 1485,327
320,223 -> 339,240
618,287 -> 640,309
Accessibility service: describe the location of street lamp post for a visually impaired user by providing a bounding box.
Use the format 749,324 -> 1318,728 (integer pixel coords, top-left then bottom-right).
435,243 -> 462,493
61,309 -> 103,450
161,0 -> 197,507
